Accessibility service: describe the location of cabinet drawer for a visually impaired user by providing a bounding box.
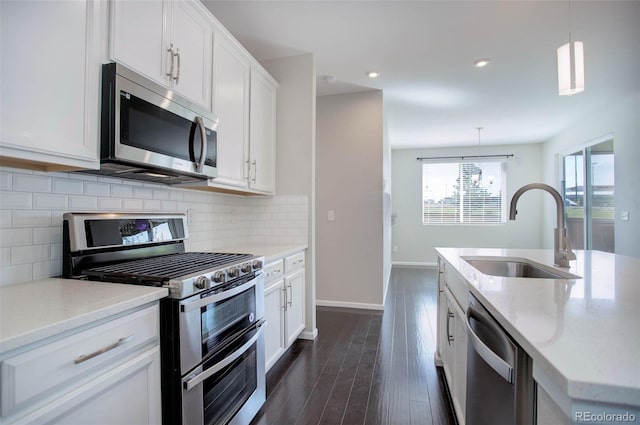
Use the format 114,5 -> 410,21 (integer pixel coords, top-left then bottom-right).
1,305 -> 159,416
264,259 -> 284,284
446,269 -> 468,312
284,251 -> 305,274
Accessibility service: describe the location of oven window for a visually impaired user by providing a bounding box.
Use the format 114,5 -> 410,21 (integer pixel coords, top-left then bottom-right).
201,286 -> 256,357
203,334 -> 258,425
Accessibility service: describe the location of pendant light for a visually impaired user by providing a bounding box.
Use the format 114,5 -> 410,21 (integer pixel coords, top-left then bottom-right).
557,1 -> 584,96
471,127 -> 483,186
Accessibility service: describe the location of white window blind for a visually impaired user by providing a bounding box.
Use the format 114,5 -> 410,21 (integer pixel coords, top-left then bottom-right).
422,161 -> 507,224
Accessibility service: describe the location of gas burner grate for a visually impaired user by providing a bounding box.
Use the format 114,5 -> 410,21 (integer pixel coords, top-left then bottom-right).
83,252 -> 253,282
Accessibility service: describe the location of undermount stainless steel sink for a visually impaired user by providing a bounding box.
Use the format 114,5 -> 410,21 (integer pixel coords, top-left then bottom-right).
462,257 -> 580,279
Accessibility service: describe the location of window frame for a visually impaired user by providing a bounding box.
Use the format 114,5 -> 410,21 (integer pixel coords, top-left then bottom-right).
421,159 -> 508,226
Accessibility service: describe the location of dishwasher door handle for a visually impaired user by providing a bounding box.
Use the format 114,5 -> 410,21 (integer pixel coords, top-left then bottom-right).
466,305 -> 515,384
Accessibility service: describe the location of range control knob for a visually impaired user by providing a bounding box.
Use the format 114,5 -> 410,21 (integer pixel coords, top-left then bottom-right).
227,267 -> 239,279
195,275 -> 209,290
241,262 -> 252,273
252,259 -> 263,270
212,271 -> 225,283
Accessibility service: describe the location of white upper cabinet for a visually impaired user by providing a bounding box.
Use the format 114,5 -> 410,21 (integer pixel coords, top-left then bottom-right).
110,0 -> 212,109
0,0 -> 105,170
211,30 -> 251,188
248,68 -> 277,194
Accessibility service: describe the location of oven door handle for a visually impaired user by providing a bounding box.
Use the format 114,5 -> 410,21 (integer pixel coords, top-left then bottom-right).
183,321 -> 264,391
181,277 -> 257,313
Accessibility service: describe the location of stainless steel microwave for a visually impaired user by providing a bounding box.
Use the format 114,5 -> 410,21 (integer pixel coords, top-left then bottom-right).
97,63 -> 218,184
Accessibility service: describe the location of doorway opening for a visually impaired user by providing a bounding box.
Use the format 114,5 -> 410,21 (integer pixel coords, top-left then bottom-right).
562,138 -> 615,253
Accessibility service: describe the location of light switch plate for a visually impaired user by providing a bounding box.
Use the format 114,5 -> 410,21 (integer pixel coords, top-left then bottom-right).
621,210 -> 629,221
328,210 -> 335,221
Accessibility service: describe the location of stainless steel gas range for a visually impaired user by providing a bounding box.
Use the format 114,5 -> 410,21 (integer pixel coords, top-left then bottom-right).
62,212 -> 266,425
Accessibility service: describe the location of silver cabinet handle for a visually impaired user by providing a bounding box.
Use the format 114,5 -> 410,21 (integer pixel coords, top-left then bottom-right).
194,116 -> 207,173
183,323 -> 264,391
167,43 -> 175,78
174,48 -> 181,84
466,305 -> 515,383
245,160 -> 250,181
267,269 -> 281,278
282,287 -> 287,310
74,335 -> 134,365
251,160 -> 257,183
446,309 -> 454,345
287,282 -> 293,307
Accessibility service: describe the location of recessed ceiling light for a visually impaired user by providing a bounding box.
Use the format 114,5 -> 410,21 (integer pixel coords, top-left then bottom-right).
367,71 -> 380,78
474,58 -> 491,68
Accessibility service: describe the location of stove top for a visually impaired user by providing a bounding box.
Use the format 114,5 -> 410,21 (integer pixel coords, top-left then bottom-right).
63,213 -> 264,299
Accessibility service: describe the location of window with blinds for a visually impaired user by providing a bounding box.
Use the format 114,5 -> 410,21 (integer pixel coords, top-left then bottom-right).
422,161 -> 507,224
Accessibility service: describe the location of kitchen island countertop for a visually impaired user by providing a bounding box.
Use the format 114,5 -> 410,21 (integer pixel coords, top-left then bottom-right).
436,247 -> 640,409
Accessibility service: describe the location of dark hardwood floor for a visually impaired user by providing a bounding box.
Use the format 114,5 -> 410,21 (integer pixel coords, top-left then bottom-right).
251,267 -> 456,425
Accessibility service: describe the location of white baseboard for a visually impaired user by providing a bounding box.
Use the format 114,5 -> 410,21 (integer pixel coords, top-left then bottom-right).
298,328 -> 318,340
392,261 -> 437,268
316,299 -> 384,311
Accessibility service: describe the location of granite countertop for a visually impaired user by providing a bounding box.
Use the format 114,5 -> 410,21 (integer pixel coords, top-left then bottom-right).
0,279 -> 168,355
215,244 -> 308,263
435,247 -> 640,408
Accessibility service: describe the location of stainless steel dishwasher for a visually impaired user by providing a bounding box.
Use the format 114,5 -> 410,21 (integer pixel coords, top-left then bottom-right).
466,294 -> 535,425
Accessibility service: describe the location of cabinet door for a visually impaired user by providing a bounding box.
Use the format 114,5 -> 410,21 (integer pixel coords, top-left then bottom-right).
211,31 -> 250,187
249,69 -> 277,193
16,347 -> 161,425
0,0 -> 103,169
170,0 -> 212,108
441,294 -> 457,385
285,269 -> 305,347
264,280 -> 286,371
110,0 -> 169,86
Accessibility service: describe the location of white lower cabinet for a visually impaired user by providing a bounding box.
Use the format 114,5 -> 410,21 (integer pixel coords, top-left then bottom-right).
264,278 -> 286,371
0,304 -> 161,424
263,250 -> 306,371
436,258 -> 467,425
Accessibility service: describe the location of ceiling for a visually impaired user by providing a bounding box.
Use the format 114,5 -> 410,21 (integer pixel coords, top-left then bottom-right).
202,1 -> 640,149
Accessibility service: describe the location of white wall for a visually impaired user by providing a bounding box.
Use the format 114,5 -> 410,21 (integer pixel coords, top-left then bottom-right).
0,166 -> 308,286
541,92 -> 640,257
382,103 -> 392,304
262,54 -> 318,338
316,91 -> 385,309
392,143 -> 544,265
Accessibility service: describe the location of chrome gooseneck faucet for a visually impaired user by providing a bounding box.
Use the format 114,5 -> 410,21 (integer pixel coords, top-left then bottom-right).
509,183 -> 576,268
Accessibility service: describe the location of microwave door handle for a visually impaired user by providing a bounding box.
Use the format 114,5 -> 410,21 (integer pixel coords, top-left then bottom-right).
194,116 -> 207,173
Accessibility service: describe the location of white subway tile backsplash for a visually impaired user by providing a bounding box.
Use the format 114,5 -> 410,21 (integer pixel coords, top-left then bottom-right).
1,168 -> 309,285
33,260 -> 62,280
1,210 -> 12,228
33,194 -> 68,210
33,227 -> 63,244
0,263 -> 33,286
0,172 -> 12,190
111,185 -> 133,198
12,210 -> 52,228
1,191 -> 32,209
144,200 -> 162,211
122,198 -> 144,211
98,197 -> 122,210
11,244 -> 50,264
13,174 -> 51,193
1,228 -> 32,247
53,178 -> 83,195
1,248 -> 11,266
69,196 -> 98,210
133,187 -> 154,199
84,182 -> 111,196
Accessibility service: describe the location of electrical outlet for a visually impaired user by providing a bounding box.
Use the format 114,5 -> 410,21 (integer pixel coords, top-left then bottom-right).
328,210 -> 335,221
393,245 -> 398,252
621,210 -> 629,221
